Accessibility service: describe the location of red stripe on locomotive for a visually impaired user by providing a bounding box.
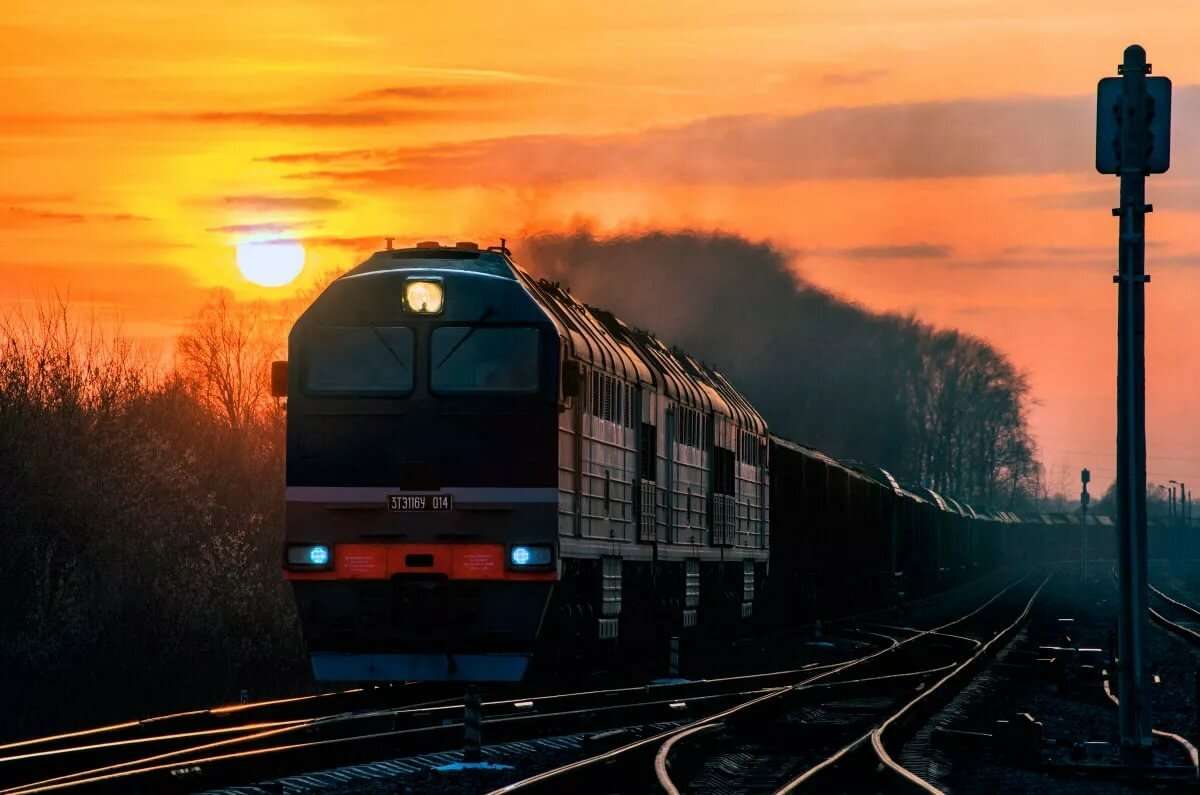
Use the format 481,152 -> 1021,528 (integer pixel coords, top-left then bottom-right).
285,543 -> 558,582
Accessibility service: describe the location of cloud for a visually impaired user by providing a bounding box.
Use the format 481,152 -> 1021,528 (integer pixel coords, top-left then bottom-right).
346,84 -> 502,103
1,206 -> 150,227
808,243 -> 952,260
212,195 -> 342,212
2,105 -> 459,131
257,149 -> 385,165
999,245 -> 1110,258
0,261 -> 203,324
155,108 -> 452,128
282,86 -> 1200,188
1031,179 -> 1200,212
254,234 -> 384,251
0,193 -> 74,204
517,229 -> 1020,470
1153,253 -> 1200,267
206,221 -> 323,234
820,68 -> 890,86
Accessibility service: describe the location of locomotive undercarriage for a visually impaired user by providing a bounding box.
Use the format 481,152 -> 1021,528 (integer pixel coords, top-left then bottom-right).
528,556 -> 766,680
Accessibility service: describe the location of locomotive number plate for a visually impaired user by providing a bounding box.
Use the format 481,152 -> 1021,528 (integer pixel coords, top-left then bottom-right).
388,494 -> 454,512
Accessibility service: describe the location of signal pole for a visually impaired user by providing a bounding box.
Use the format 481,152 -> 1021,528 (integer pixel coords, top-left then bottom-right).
1097,43 -> 1172,756
1081,468 -> 1090,584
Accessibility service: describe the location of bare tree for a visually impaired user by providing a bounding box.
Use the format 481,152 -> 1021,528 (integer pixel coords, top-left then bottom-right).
176,292 -> 280,431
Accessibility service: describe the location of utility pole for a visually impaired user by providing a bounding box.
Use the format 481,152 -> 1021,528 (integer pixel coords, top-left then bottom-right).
1183,483 -> 1189,559
1081,468 -> 1091,584
1096,43 -> 1172,756
1170,480 -> 1180,559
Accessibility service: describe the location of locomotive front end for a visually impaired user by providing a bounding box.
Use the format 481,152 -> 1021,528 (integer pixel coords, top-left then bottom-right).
282,245 -> 560,682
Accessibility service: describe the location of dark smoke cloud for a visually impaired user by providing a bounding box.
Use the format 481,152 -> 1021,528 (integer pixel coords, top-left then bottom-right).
519,229 -> 1038,494
519,230 -> 928,464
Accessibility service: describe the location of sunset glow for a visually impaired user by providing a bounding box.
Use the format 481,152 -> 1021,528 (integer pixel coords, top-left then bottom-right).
3,1 -> 1200,490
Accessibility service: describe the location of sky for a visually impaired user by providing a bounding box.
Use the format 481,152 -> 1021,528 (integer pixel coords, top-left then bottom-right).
3,1 -> 1200,495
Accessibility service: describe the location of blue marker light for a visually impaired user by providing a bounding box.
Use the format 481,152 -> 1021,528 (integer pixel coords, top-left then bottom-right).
308,545 -> 330,566
509,545 -> 551,567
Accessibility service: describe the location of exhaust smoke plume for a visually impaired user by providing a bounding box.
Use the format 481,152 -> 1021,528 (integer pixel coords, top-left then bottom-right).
520,229 -> 1038,505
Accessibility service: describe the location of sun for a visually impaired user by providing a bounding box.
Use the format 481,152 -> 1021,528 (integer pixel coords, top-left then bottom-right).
236,240 -> 305,287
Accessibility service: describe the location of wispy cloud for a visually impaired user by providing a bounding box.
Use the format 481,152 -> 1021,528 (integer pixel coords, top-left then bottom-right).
153,107 -> 454,128
256,149 -> 386,165
212,195 -> 342,211
2,206 -> 150,227
1,105 -> 461,131
206,220 -> 323,234
999,245 -> 1110,258
820,68 -> 890,86
251,234 -> 384,251
346,84 -> 503,103
0,261 -> 202,323
1030,179 -> 1200,212
279,87 -> 1200,187
1153,253 -> 1200,267
809,243 -> 952,260
0,193 -> 75,204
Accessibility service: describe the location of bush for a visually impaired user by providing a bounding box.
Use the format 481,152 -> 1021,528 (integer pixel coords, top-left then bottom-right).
0,302 -> 305,740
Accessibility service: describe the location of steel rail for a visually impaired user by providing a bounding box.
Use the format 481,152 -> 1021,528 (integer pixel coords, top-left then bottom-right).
1102,676 -> 1199,775
0,687 -> 375,753
495,571 -> 1032,795
773,574 -> 1047,794
868,576 -> 1051,793
2,639 -> 890,792
2,682 -> 789,794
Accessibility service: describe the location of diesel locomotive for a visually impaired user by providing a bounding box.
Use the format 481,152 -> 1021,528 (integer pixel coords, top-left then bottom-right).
277,241 -> 1037,683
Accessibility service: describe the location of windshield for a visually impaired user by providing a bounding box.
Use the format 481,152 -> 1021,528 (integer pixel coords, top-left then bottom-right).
431,326 -> 540,393
305,326 -> 414,394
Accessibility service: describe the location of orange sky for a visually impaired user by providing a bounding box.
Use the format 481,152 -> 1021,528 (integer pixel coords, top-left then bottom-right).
3,1 -> 1200,495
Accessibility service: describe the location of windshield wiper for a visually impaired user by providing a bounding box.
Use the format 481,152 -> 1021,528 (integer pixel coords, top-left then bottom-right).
436,306 -> 494,370
372,327 -> 410,371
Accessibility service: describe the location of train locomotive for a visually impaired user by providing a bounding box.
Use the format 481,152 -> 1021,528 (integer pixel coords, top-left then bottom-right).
278,241 -> 1030,683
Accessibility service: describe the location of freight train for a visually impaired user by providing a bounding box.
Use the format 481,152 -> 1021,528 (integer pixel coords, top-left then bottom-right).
275,241 -> 1063,682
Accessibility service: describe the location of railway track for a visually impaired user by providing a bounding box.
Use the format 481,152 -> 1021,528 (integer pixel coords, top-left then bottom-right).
0,637 -> 882,794
475,571 -> 1043,794
670,575 -> 1048,795
0,684 -> 459,794
1149,582 -> 1200,644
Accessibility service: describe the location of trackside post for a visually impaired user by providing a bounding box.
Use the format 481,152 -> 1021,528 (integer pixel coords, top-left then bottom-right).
1096,43 -> 1172,755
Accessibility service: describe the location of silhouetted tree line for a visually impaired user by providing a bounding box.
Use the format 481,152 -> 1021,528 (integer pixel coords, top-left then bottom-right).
521,230 -> 1041,507
0,298 -> 305,740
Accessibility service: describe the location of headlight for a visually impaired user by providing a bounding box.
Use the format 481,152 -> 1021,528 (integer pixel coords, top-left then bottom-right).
404,279 -> 444,314
287,544 -> 333,570
509,544 -> 553,568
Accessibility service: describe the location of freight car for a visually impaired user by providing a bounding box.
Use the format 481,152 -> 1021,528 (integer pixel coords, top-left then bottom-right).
276,242 -> 1015,682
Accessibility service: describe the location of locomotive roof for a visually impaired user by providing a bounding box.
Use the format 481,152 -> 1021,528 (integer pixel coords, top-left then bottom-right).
344,247 -> 517,280
516,267 -> 768,435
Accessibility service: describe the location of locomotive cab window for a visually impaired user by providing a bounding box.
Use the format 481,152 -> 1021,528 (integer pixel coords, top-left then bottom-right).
431,326 -> 540,393
305,326 -> 414,394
